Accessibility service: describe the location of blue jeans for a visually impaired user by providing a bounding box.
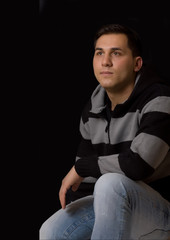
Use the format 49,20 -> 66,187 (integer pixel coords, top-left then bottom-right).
39,173 -> 170,239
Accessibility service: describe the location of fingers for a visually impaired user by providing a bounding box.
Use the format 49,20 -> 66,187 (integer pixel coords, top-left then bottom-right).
59,187 -> 67,209
58,166 -> 84,209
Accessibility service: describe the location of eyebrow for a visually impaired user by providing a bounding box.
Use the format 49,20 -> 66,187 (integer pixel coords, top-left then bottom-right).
95,47 -> 122,51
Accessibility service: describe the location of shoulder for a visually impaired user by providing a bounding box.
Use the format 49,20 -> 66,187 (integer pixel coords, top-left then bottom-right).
81,84 -> 107,123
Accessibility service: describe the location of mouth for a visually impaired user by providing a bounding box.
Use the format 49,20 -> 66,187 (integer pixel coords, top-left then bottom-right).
100,71 -> 113,75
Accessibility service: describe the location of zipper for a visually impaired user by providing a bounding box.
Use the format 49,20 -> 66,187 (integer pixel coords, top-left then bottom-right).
106,121 -> 111,144
105,104 -> 112,144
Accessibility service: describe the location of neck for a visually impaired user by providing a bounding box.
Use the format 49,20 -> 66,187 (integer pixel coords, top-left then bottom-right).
106,81 -> 135,111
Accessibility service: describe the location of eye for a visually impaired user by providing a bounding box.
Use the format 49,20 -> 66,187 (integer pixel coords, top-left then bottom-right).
113,51 -> 120,56
96,51 -> 103,56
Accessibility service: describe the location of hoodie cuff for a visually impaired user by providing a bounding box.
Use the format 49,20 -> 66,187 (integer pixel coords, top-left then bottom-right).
75,156 -> 101,178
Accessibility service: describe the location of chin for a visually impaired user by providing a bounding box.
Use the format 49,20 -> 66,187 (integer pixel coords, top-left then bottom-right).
100,82 -> 116,90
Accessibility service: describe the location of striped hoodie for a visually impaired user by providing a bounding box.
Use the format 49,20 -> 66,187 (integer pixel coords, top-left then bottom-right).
72,64 -> 170,200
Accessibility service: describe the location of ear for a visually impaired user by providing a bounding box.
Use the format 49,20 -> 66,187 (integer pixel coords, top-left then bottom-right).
134,56 -> 143,72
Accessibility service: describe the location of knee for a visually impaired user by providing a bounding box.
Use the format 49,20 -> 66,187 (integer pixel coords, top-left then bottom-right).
39,221 -> 46,239
39,220 -> 52,240
39,218 -> 60,240
94,173 -> 133,199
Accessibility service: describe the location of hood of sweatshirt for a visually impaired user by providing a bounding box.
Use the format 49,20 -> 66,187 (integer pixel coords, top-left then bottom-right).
89,63 -> 170,115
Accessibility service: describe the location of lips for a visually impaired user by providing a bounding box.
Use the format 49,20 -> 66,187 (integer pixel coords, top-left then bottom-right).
100,71 -> 113,75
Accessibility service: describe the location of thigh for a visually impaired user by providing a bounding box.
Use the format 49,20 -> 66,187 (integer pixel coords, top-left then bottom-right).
129,181 -> 170,239
92,173 -> 170,239
39,195 -> 94,240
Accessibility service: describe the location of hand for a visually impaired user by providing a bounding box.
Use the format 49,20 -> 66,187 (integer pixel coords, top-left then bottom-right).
59,166 -> 84,209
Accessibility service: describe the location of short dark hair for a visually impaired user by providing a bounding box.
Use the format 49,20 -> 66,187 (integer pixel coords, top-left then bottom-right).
94,23 -> 143,57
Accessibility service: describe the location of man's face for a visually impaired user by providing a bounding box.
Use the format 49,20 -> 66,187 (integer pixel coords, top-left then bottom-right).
93,33 -> 142,93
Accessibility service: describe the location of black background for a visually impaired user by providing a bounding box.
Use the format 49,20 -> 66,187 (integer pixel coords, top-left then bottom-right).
38,0 -> 170,237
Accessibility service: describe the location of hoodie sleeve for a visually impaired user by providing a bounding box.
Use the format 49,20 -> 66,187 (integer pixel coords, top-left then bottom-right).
118,96 -> 170,180
75,94 -> 170,181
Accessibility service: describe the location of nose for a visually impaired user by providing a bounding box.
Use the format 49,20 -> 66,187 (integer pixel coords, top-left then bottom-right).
102,54 -> 113,67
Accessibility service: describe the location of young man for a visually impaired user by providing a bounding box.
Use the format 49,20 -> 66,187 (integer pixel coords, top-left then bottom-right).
40,24 -> 170,239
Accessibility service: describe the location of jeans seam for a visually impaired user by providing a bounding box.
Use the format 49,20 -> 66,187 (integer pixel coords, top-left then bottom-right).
63,213 -> 94,239
139,228 -> 170,239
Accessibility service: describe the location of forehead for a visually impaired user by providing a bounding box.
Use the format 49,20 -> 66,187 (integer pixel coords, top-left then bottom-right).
95,33 -> 129,49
